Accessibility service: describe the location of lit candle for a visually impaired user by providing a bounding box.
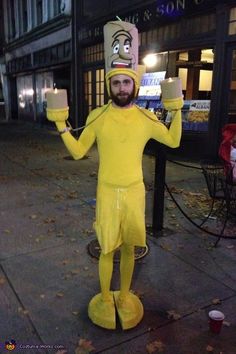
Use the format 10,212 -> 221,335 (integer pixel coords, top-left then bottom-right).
160,77 -> 182,100
46,88 -> 68,109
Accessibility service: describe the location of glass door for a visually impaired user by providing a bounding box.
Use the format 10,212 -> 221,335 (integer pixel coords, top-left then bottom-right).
83,67 -> 105,117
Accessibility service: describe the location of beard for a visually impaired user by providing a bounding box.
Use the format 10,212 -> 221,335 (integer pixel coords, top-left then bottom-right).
110,88 -> 135,107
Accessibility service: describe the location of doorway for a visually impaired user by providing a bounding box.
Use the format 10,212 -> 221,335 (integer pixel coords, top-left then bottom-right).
83,67 -> 106,119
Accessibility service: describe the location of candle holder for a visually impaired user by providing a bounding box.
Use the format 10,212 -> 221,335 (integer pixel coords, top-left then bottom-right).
161,97 -> 184,111
46,88 -> 69,121
46,107 -> 69,122
160,77 -> 183,111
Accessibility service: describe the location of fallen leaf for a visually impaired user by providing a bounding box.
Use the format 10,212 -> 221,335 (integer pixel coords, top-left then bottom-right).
83,229 -> 94,236
75,338 -> 95,354
62,259 -> 69,265
160,243 -> 172,252
146,340 -> 165,353
67,191 -> 79,199
206,345 -> 214,352
72,311 -> 79,316
223,320 -> 231,327
188,192 -> 203,196
89,171 -> 97,177
167,310 -> 181,320
44,217 -> 56,224
212,298 -> 221,305
0,277 -> 6,285
4,229 -> 11,234
29,214 -> 37,219
56,292 -> 64,298
56,232 -> 64,238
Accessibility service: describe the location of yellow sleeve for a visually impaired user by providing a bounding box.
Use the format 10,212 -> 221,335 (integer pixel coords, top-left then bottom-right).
150,109 -> 182,148
147,97 -> 183,148
55,116 -> 96,160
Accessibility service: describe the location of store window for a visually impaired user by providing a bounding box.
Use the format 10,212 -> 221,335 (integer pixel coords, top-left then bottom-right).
17,75 -> 34,121
229,7 -> 236,35
82,44 -> 104,64
83,68 -> 105,116
84,71 -> 92,114
177,49 -> 213,132
178,49 -> 213,100
96,69 -> 105,107
228,49 -> 236,122
35,72 -> 53,120
48,0 -> 62,19
141,48 -> 213,132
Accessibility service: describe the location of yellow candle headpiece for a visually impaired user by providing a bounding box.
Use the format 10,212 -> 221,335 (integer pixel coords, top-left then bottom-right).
103,20 -> 139,96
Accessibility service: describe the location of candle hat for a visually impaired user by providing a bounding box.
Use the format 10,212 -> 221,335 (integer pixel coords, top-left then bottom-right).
104,20 -> 139,96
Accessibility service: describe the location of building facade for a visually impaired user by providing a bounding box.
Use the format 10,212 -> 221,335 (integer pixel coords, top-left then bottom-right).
2,0 -> 71,124
2,0 -> 236,159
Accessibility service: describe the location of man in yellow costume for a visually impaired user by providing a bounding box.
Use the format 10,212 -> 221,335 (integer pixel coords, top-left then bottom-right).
47,20 -> 183,330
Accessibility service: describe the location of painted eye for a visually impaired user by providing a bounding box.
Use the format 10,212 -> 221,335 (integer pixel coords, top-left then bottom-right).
124,44 -> 130,53
113,44 -> 119,53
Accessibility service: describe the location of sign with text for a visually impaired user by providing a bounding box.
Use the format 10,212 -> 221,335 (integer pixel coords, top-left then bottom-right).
138,71 -> 166,99
79,0 -> 218,44
182,99 -> 210,131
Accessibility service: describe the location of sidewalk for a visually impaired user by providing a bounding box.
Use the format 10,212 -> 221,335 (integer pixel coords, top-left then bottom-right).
0,121 -> 236,354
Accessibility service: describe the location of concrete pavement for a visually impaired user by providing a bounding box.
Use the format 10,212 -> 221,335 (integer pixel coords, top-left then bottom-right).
0,121 -> 236,354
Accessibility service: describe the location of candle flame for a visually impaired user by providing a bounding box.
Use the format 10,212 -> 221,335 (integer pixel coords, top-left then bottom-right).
54,88 -> 58,94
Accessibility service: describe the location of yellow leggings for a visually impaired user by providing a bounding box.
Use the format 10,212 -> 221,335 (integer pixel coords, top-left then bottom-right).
98,244 -> 135,301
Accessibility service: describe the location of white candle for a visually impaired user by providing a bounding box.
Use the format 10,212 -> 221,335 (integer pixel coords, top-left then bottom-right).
46,88 -> 68,109
160,77 -> 182,100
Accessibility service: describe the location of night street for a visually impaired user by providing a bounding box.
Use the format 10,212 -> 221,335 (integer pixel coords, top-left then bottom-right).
0,121 -> 236,353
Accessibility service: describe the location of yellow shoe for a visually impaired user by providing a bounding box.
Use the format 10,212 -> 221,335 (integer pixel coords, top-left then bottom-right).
114,291 -> 144,330
88,292 -> 116,329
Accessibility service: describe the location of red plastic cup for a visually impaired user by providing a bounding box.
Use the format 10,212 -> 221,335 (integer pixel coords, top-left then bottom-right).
208,310 -> 225,334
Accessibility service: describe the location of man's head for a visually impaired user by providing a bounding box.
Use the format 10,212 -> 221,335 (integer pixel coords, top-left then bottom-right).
109,74 -> 135,107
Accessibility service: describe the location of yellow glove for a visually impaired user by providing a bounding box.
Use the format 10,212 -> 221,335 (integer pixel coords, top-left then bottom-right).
46,107 -> 69,122
162,97 -> 184,111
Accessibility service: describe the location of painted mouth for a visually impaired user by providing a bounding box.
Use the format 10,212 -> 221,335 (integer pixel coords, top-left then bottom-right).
111,61 -> 132,68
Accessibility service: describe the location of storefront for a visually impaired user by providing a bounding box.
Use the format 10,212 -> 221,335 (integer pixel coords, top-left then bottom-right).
76,0 -> 236,159
3,0 -> 72,124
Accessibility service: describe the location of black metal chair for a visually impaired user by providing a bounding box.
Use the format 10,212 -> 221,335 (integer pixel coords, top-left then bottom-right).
200,160 -> 225,222
201,160 -> 236,246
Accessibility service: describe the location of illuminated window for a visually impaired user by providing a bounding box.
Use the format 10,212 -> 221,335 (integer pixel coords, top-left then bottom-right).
82,44 -> 104,64
96,69 -> 104,107
84,71 -> 92,113
229,7 -> 236,35
201,49 -> 214,63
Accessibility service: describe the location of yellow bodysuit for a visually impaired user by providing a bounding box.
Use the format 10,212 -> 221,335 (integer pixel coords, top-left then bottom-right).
57,102 -> 182,254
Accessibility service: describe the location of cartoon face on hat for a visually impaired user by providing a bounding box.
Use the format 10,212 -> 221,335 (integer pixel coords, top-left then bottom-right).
103,20 -> 138,74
